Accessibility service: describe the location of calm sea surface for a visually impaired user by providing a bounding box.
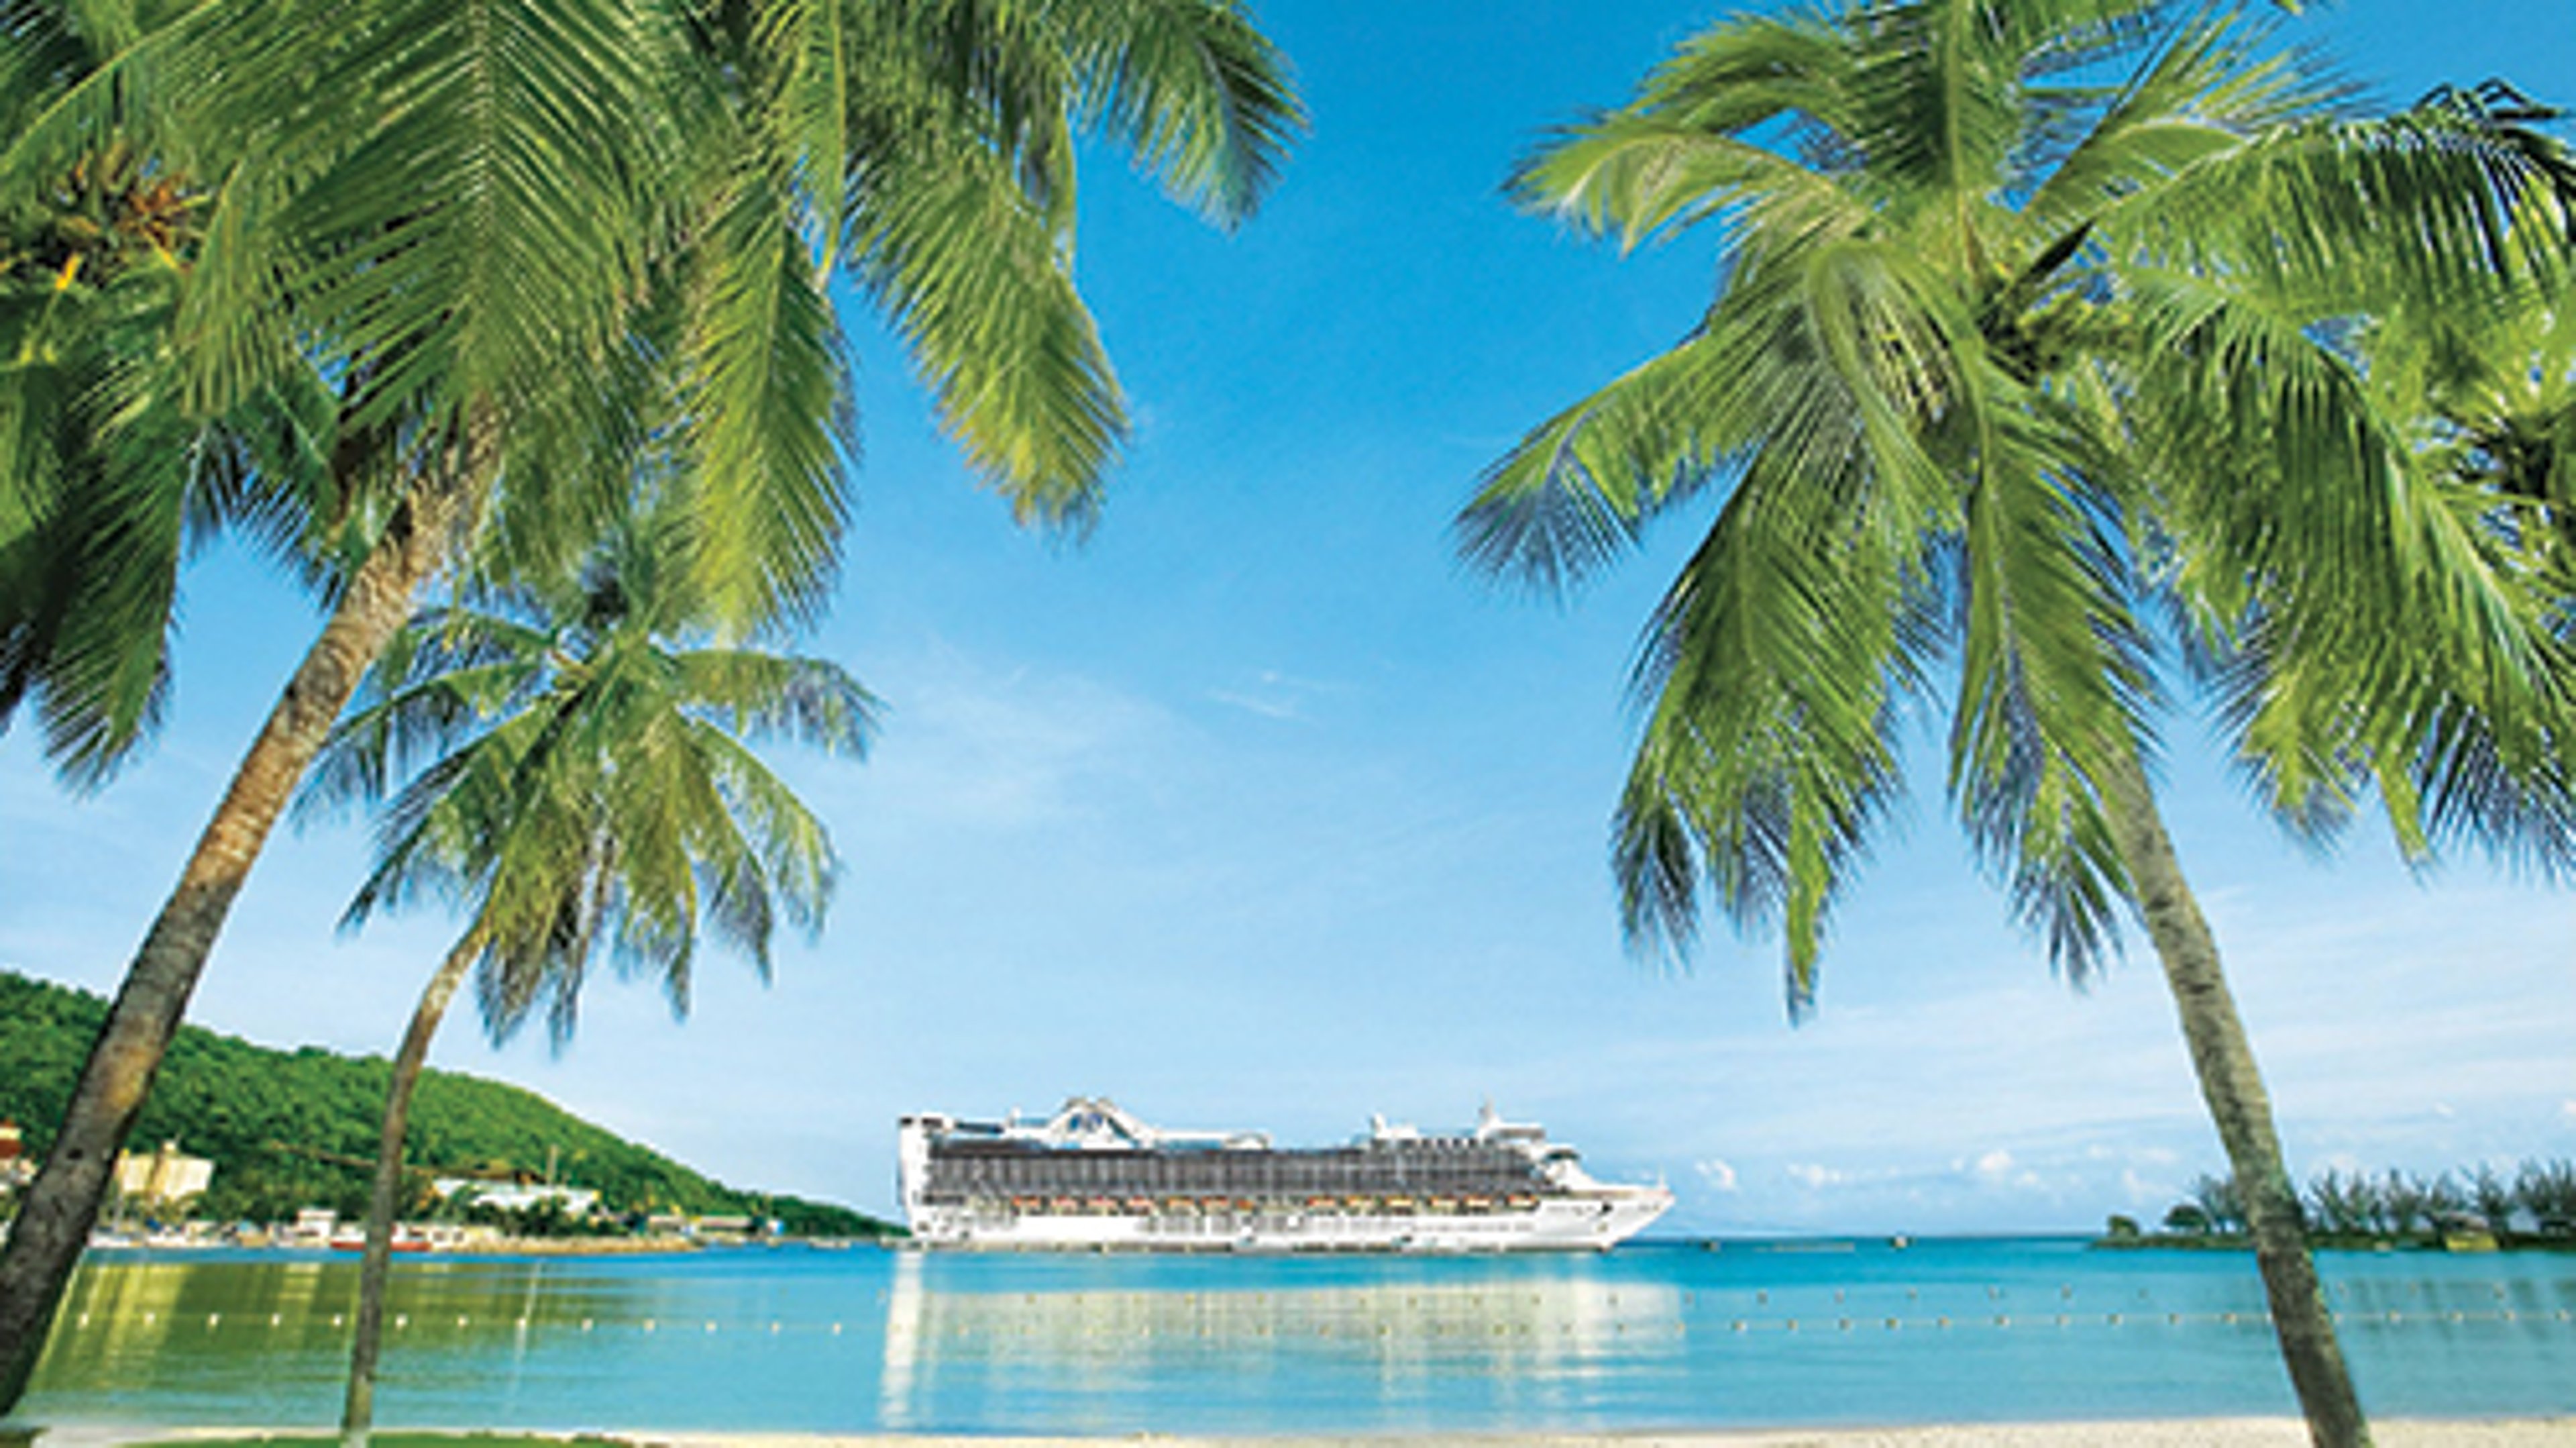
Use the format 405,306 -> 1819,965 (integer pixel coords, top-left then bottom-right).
19,1239 -> 2576,1434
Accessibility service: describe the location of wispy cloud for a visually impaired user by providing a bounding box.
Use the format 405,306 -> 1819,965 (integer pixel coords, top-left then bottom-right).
1206,668 -> 1344,723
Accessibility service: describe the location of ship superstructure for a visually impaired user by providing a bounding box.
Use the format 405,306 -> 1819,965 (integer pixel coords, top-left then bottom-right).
896,1098 -> 1671,1251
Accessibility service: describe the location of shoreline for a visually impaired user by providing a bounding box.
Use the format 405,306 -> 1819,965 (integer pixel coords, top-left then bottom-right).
15,1422 -> 2576,1448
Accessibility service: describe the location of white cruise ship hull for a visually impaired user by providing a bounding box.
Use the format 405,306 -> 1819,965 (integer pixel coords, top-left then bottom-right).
897,1099 -> 1674,1253
903,1192 -> 1670,1252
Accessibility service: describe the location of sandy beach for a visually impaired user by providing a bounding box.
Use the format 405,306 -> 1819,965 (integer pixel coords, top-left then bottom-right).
633,1427 -> 2576,1448
17,1423 -> 2576,1448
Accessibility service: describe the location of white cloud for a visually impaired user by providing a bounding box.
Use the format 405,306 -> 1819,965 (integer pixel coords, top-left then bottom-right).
1972,1148 -> 2015,1181
1786,1163 -> 1845,1190
1208,689 -> 1303,720
2561,1100 -> 2575,1125
1695,1159 -> 1739,1192
1207,669 -> 1342,723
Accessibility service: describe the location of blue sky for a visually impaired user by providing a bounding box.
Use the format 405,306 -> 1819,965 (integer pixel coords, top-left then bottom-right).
3,0 -> 2572,1237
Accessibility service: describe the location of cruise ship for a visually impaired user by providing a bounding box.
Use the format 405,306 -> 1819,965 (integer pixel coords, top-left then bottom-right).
896,1098 -> 1672,1251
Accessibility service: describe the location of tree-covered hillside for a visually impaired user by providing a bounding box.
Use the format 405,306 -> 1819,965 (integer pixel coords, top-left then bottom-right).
0,971 -> 894,1236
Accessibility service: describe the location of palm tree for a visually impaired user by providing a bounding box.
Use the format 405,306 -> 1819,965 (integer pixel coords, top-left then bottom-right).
1461,6 -> 2564,1445
297,507 -> 869,1448
2159,87 -> 2576,878
0,125 -> 342,785
0,0 -> 1301,1408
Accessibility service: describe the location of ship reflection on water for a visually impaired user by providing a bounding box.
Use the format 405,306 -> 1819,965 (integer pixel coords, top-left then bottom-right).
876,1251 -> 1684,1429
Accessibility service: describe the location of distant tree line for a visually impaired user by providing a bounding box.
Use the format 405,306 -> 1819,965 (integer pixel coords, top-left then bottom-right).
2108,1161 -> 2576,1245
0,971 -> 891,1238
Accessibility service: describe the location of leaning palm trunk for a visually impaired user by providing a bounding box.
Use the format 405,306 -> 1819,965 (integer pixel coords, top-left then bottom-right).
341,931 -> 481,1448
2102,756 -> 2370,1448
0,456 -> 486,1414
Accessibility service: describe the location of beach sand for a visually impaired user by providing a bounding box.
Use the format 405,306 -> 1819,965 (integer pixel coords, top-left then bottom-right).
637,1428 -> 2576,1448
19,1423 -> 2576,1448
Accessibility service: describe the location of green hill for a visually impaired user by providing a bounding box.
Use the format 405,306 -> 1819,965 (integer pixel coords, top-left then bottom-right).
0,970 -> 896,1237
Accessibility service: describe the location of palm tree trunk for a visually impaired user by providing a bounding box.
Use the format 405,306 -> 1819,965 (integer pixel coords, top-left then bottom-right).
2102,754 -> 2371,1448
341,931 -> 480,1448
0,444 -> 488,1414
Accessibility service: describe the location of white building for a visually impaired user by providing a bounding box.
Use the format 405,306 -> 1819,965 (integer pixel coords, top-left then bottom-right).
431,1178 -> 600,1217
113,1141 -> 214,1208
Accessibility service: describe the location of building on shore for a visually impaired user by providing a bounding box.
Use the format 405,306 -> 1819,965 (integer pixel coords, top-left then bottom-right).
430,1179 -> 601,1217
0,1119 -> 31,1190
112,1140 -> 215,1209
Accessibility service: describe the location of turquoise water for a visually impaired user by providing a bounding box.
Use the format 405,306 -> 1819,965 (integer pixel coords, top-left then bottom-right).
20,1239 -> 2576,1434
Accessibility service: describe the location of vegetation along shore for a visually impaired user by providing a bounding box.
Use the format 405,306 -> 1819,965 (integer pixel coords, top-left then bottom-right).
2102,1166 -> 2576,1252
0,972 -> 894,1241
